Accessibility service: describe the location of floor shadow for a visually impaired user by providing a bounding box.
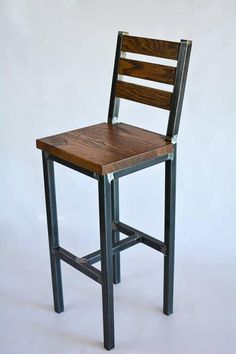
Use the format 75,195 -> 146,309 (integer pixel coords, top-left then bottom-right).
115,293 -> 163,314
33,323 -> 102,350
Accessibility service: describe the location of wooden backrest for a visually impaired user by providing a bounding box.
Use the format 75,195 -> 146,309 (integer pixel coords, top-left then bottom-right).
108,32 -> 192,142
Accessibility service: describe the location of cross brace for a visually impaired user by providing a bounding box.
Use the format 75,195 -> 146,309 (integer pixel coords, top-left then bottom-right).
54,222 -> 166,285
114,222 -> 167,254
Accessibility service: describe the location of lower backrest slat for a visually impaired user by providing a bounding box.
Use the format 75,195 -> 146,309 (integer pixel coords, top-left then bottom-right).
115,80 -> 172,110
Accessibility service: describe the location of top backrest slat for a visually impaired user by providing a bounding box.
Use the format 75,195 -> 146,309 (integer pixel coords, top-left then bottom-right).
121,35 -> 180,60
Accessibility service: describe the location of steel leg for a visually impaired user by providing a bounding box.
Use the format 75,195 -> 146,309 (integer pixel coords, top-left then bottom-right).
111,179 -> 121,284
98,175 -> 115,350
42,152 -> 64,313
163,145 -> 176,315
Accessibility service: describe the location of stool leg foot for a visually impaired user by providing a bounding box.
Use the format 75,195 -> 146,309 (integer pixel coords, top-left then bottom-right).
163,145 -> 176,316
99,175 -> 115,350
111,179 -> 121,284
42,152 -> 64,313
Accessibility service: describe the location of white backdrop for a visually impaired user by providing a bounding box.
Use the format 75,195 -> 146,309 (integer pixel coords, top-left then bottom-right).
0,1 -> 235,354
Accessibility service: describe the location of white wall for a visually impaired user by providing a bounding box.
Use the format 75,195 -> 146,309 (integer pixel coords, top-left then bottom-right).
1,0 -> 235,257
0,1 -> 235,353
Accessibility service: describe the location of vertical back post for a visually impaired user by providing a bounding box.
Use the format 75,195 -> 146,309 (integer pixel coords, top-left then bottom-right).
166,40 -> 192,142
108,31 -> 128,124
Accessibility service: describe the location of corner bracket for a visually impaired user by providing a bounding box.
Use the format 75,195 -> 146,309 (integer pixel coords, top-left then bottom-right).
107,173 -> 114,183
166,134 -> 178,144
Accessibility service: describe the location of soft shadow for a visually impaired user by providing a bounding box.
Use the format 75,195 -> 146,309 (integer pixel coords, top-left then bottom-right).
115,293 -> 163,314
1,292 -> 53,312
34,324 -> 102,349
25,299 -> 52,312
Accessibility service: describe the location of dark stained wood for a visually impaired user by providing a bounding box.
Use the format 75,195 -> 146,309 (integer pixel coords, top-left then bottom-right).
115,80 -> 172,110
118,58 -> 176,85
122,35 -> 180,60
36,123 -> 173,175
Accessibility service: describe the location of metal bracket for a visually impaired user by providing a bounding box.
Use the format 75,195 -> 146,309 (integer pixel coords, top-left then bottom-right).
112,117 -> 119,124
93,173 -> 114,182
93,173 -> 99,180
166,135 -> 178,144
107,173 -> 114,183
168,152 -> 174,161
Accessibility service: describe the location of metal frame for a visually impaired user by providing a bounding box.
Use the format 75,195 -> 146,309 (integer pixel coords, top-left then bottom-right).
42,152 -> 64,314
166,39 -> 192,141
40,32 -> 191,350
42,149 -> 176,350
163,144 -> 176,315
111,179 -> 120,284
98,175 -> 115,350
108,31 -> 128,124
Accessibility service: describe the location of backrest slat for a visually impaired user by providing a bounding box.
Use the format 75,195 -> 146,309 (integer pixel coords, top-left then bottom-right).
116,80 -> 172,110
118,58 -> 176,85
121,35 -> 180,60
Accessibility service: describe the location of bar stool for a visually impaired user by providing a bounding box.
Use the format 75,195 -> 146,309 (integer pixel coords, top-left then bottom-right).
36,31 -> 192,350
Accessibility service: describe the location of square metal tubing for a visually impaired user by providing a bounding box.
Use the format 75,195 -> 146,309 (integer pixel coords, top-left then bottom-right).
42,151 -> 64,313
41,148 -> 176,350
111,179 -> 120,284
163,144 -> 176,315
98,175 -> 115,350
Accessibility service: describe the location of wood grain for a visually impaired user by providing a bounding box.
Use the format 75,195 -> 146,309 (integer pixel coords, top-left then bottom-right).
36,123 -> 173,175
118,58 -> 176,85
122,35 -> 180,60
115,80 -> 172,110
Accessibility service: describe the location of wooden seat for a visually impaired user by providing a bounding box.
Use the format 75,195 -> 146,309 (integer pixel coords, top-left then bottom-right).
36,31 -> 192,351
36,122 -> 173,175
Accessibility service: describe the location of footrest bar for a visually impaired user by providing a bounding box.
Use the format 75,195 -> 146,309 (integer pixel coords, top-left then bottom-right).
54,247 -> 102,284
141,233 -> 167,255
84,234 -> 141,265
84,249 -> 101,265
114,222 -> 167,255
113,234 -> 141,254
